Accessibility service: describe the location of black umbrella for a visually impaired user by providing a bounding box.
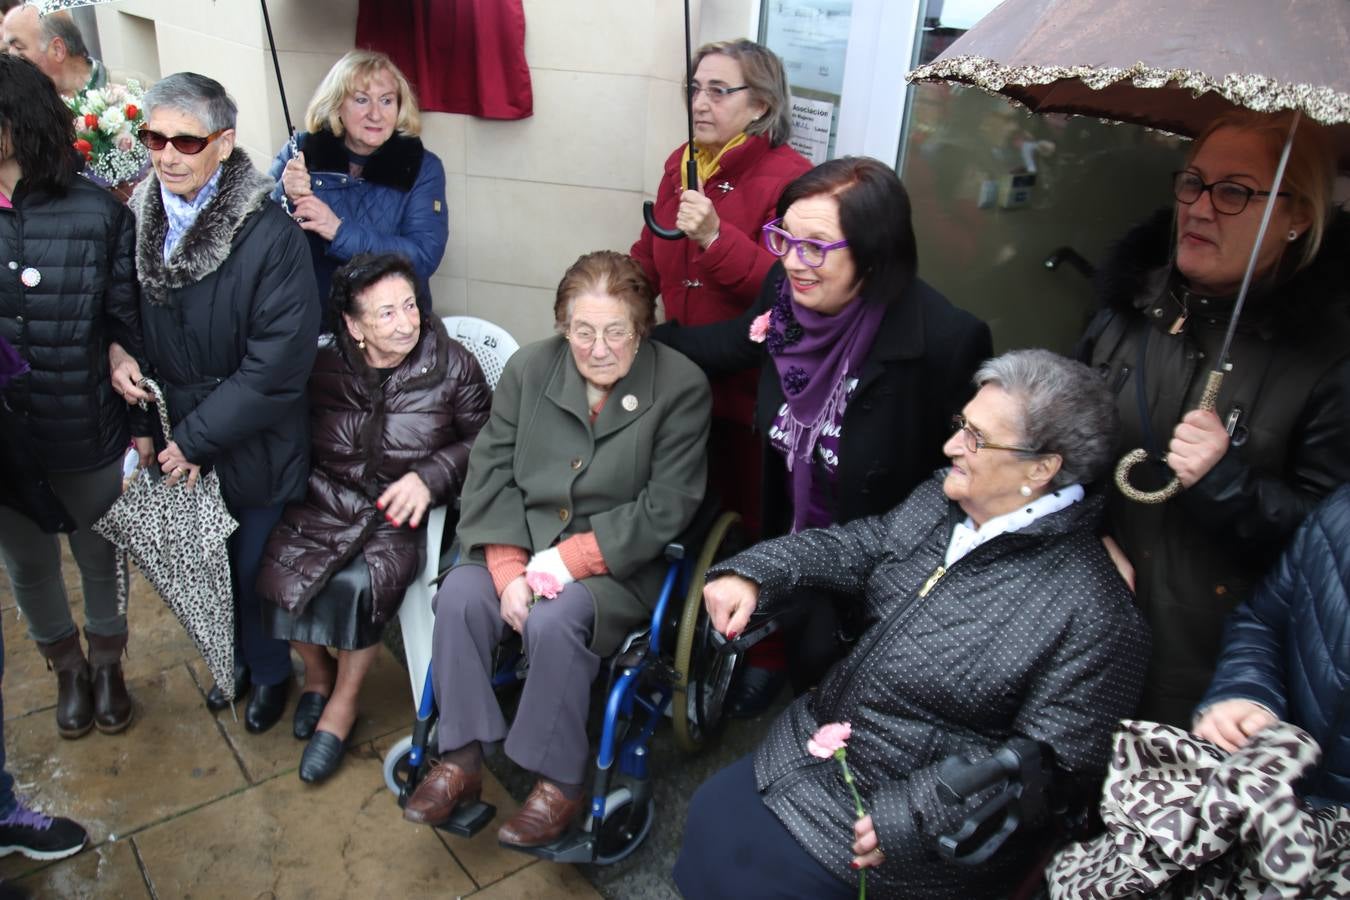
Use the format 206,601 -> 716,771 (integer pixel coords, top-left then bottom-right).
642,0 -> 699,241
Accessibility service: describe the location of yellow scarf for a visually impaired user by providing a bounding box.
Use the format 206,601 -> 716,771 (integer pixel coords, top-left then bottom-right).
681,132 -> 749,190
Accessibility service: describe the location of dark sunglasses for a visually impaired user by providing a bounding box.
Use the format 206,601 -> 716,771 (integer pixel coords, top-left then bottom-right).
136,127 -> 227,155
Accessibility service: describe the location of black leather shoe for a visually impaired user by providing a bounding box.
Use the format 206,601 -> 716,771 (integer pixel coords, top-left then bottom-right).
727,666 -> 787,719
206,664 -> 251,712
244,681 -> 290,734
298,730 -> 345,784
292,692 -> 329,740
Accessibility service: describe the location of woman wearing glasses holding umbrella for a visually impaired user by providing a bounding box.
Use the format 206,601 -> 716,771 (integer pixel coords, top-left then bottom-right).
1081,109 -> 1350,726
109,72 -> 320,735
655,157 -> 992,699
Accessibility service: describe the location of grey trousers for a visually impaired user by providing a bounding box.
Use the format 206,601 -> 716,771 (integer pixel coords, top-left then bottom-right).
0,458 -> 127,643
432,564 -> 599,785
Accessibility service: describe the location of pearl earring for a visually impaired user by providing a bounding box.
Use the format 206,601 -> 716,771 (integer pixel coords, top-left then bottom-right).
1288,229 -> 1299,242
358,338 -> 366,350
1019,485 -> 1032,497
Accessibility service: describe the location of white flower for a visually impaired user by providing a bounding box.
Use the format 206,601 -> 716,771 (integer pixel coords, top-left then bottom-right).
99,107 -> 126,132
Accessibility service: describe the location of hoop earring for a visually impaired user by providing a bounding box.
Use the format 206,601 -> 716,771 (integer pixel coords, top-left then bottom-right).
1287,229 -> 1299,242
1019,485 -> 1032,497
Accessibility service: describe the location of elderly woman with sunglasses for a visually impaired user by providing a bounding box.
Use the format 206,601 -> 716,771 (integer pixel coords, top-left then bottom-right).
1079,109 -> 1350,728
655,156 -> 992,706
110,73 -> 320,734
675,349 -> 1149,900
402,251 -> 709,850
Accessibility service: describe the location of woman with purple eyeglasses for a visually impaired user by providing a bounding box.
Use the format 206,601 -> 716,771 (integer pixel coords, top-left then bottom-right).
654,156 -> 992,701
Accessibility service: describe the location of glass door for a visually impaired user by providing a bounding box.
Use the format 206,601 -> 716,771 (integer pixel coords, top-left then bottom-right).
899,0 -> 1184,353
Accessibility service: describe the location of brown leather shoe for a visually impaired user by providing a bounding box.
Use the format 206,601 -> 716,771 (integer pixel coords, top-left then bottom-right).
402,760 -> 482,825
497,779 -> 584,847
35,633 -> 93,739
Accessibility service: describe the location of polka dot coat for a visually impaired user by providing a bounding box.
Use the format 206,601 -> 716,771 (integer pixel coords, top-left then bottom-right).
709,474 -> 1150,898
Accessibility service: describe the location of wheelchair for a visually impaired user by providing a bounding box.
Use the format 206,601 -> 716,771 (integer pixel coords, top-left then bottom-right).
381,500 -> 767,864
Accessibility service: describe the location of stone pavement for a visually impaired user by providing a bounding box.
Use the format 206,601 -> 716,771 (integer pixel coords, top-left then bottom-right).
0,557 -> 602,899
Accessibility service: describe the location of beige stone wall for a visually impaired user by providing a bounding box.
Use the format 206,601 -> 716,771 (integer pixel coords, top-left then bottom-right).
94,0 -> 757,344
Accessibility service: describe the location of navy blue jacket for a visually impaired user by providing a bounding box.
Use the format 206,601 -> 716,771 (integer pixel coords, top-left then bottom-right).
1198,484 -> 1350,806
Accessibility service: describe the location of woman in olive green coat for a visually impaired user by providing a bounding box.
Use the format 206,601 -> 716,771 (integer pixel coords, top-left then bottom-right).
403,250 -> 710,850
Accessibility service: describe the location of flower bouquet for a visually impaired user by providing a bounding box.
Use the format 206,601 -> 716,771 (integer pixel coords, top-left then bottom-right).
67,80 -> 150,193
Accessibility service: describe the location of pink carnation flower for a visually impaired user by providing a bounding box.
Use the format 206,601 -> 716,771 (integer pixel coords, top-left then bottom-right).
526,570 -> 562,600
748,311 -> 771,343
807,721 -> 852,758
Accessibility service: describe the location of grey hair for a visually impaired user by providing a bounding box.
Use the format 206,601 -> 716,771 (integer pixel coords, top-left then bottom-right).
974,349 -> 1119,489
143,72 -> 238,133
39,11 -> 88,59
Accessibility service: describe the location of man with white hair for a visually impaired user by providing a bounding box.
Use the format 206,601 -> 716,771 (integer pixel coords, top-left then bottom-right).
2,5 -> 105,97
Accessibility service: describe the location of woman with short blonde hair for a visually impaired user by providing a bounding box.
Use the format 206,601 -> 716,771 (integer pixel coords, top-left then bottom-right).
269,50 -> 447,331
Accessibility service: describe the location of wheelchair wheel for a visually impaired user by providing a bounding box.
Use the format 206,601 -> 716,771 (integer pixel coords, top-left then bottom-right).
672,510 -> 744,753
592,787 -> 655,865
383,733 -> 437,805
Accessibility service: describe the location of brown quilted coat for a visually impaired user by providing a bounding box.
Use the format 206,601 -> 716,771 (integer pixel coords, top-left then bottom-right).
258,315 -> 491,623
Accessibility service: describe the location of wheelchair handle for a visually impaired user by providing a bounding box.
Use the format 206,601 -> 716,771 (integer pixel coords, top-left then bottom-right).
937,737 -> 1047,803
711,615 -> 781,657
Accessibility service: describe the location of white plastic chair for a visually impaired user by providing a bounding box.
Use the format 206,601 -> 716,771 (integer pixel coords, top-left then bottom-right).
396,317 -> 519,706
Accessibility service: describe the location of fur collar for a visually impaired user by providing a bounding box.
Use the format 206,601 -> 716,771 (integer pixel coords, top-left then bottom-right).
130,151 -> 275,306
1096,207 -> 1350,334
299,128 -> 424,193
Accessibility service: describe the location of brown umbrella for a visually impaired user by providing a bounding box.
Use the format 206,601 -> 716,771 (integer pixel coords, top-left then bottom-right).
908,0 -> 1350,503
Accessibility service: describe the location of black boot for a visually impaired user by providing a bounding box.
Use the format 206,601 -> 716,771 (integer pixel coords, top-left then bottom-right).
35,633 -> 93,739
85,629 -> 133,734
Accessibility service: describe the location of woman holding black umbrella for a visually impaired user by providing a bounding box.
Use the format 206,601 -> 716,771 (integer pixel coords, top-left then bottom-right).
1081,109 -> 1350,725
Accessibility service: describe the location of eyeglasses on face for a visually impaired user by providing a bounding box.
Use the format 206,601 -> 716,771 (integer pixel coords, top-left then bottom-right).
761,218 -> 849,268
686,81 -> 750,103
137,127 -> 228,155
1172,170 -> 1289,216
566,326 -> 635,350
950,414 -> 1038,454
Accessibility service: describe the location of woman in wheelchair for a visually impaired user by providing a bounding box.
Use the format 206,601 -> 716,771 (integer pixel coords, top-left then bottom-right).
257,253 -> 491,784
675,350 -> 1151,900
401,251 -> 711,848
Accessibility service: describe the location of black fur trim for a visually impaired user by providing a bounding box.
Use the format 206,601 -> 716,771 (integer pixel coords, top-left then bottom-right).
298,129 -> 423,194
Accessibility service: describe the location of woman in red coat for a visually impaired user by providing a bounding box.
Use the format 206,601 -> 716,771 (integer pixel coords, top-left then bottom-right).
631,39 -> 810,543
633,40 -> 808,713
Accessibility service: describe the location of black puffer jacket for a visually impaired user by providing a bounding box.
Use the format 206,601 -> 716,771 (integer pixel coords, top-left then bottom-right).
1198,483 -> 1350,806
0,175 -> 141,471
130,151 -> 320,509
1082,209 -> 1350,726
256,316 -> 491,624
713,476 -> 1149,899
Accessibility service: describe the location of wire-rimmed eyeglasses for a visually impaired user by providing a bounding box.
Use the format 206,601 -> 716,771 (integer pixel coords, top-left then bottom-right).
686,81 -> 750,104
1172,170 -> 1289,216
761,218 -> 849,268
566,326 -> 635,350
950,414 -> 1039,454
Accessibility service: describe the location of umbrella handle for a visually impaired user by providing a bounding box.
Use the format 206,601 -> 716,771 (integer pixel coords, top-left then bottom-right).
643,158 -> 700,242
1114,370 -> 1224,504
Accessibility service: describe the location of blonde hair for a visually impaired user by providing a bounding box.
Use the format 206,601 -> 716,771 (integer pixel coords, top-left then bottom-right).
1188,109 -> 1336,272
692,40 -> 792,147
304,50 -> 421,138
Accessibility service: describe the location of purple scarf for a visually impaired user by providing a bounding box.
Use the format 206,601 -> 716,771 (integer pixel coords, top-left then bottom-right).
767,277 -> 885,531
0,336 -> 28,390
